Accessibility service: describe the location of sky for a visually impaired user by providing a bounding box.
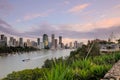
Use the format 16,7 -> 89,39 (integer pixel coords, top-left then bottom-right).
0,0 -> 120,43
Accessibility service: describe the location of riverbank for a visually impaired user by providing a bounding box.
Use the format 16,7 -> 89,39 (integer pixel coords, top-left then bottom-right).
2,51 -> 120,80
0,46 -> 39,55
0,49 -> 72,79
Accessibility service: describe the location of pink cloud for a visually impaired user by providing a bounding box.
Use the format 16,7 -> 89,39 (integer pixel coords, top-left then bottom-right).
59,17 -> 120,32
114,4 -> 120,9
97,18 -> 120,28
68,3 -> 90,13
23,13 -> 47,21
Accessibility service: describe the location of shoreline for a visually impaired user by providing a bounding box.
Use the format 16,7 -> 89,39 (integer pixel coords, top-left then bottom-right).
0,46 -> 40,56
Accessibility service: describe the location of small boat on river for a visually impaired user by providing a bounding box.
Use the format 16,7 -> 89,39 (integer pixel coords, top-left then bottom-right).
22,58 -> 30,62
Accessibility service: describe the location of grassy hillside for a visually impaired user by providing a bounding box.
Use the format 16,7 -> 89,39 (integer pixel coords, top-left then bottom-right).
2,51 -> 120,80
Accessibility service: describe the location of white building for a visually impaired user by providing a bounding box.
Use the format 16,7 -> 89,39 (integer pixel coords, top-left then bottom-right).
40,42 -> 44,49
100,43 -> 120,53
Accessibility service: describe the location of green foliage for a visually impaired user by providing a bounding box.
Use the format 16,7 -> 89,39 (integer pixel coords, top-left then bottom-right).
2,50 -> 120,80
69,41 -> 100,60
0,46 -> 38,54
2,68 -> 48,80
43,62 -> 73,80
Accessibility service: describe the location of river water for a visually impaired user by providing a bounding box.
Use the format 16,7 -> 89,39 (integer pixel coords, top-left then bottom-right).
0,49 -> 73,79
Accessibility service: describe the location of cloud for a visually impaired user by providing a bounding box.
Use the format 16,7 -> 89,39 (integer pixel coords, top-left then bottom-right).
0,18 -> 23,36
114,4 -> 120,9
22,17 -> 120,39
63,1 -> 70,5
23,13 -> 47,21
16,9 -> 54,22
0,0 -> 13,15
1,17 -> 120,43
58,17 -> 120,32
68,3 -> 90,13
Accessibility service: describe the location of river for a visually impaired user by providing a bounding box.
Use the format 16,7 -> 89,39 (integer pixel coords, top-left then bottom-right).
0,49 -> 73,79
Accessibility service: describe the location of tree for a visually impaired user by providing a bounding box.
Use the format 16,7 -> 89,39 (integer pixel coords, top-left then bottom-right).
117,39 -> 120,44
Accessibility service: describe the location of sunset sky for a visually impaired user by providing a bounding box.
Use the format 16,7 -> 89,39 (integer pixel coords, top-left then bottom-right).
0,0 -> 120,43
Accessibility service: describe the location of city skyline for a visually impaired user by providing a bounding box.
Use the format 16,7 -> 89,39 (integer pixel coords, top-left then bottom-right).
0,0 -> 120,43
0,33 -> 83,49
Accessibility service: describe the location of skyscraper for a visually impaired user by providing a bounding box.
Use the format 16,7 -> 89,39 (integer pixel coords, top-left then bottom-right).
0,34 -> 7,47
9,37 -> 14,46
43,34 -> 49,49
55,39 -> 57,49
19,38 -> 23,47
37,38 -> 41,49
37,38 -> 40,45
51,34 -> 55,49
13,39 -> 16,47
69,42 -> 72,49
59,36 -> 62,48
74,41 -> 78,48
26,39 -> 31,47
1,34 -> 4,40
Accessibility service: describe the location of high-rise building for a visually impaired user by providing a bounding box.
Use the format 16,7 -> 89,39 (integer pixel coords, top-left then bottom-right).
69,42 -> 72,49
55,39 -> 57,49
40,42 -> 44,49
1,34 -> 4,40
4,36 -> 7,46
27,39 -> 31,47
43,34 -> 49,49
74,41 -> 78,48
19,38 -> 23,47
59,36 -> 62,48
51,34 -> 55,49
37,38 -> 40,45
31,41 -> 37,48
0,34 -> 7,47
65,43 -> 68,49
37,38 -> 41,49
15,41 -> 19,47
24,42 -> 27,47
13,39 -> 16,46
9,37 -> 14,47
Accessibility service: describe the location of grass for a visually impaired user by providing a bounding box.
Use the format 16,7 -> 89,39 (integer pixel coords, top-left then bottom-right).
2,52 -> 120,80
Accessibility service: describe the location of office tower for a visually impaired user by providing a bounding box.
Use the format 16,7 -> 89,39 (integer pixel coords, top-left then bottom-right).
15,41 -> 19,47
37,38 -> 40,45
51,34 -> 55,49
69,42 -> 72,49
9,37 -> 14,46
0,34 -> 7,47
55,39 -> 57,49
31,41 -> 37,48
43,34 -> 49,49
59,36 -> 62,48
4,36 -> 7,45
74,41 -> 78,48
1,34 -> 4,40
19,38 -> 23,47
37,38 -> 41,49
65,43 -> 68,49
24,42 -> 27,47
13,39 -> 16,46
27,39 -> 31,47
59,36 -> 62,44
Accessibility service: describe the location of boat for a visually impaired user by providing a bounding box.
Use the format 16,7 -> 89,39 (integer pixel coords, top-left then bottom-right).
22,58 -> 30,62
